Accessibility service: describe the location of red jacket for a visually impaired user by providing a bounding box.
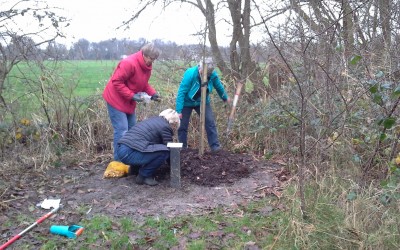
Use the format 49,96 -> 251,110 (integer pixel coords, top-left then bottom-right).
103,51 -> 156,114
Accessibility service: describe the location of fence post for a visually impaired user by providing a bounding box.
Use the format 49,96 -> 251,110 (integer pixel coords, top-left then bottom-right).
168,142 -> 183,188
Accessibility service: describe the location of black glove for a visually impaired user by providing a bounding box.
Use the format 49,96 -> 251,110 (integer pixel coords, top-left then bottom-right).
132,93 -> 143,102
151,93 -> 161,102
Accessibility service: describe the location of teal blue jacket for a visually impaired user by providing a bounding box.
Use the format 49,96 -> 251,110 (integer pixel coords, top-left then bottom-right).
176,65 -> 228,114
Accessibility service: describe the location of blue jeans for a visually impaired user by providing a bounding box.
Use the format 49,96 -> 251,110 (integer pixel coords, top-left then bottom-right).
178,103 -> 220,150
117,144 -> 169,178
107,103 -> 136,161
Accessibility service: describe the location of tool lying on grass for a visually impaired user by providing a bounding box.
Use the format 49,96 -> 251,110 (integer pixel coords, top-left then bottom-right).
0,206 -> 61,250
50,224 -> 84,239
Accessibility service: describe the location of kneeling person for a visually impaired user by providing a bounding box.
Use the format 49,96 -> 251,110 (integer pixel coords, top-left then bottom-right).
117,109 -> 180,186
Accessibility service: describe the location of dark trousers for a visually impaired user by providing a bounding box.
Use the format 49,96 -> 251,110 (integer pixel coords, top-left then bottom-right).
178,103 -> 220,150
117,144 -> 169,178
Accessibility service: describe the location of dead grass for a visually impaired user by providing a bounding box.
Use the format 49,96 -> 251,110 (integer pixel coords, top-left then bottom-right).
275,165 -> 400,249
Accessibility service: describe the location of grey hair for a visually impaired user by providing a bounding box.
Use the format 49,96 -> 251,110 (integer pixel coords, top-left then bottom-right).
198,57 -> 215,74
159,109 -> 180,126
141,43 -> 161,59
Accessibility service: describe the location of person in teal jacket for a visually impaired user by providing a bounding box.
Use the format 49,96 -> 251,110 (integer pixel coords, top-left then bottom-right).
175,57 -> 229,151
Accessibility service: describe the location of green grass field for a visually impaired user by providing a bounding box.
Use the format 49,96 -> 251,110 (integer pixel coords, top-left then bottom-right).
3,60 -> 183,120
5,60 -> 182,98
6,60 -> 118,97
59,60 -> 119,96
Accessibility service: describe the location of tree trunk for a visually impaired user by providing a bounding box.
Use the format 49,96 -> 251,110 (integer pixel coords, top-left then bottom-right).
379,0 -> 391,49
203,0 -> 228,76
342,0 -> 355,62
227,0 -> 244,80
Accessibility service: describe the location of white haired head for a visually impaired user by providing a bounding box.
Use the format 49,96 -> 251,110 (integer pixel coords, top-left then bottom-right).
198,57 -> 215,76
159,109 -> 180,126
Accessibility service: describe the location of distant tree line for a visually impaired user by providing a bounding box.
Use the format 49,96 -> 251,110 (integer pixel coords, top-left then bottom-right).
8,37 -> 234,61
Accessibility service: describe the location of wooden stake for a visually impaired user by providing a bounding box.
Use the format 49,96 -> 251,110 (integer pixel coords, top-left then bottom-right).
199,63 -> 208,156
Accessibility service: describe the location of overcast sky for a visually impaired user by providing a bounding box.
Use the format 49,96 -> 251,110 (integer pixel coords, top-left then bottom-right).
50,0 -> 232,47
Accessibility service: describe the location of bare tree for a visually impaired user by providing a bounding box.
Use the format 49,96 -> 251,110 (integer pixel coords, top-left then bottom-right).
0,0 -> 68,114
288,0 -> 397,68
122,0 -> 287,91
254,0 -> 400,182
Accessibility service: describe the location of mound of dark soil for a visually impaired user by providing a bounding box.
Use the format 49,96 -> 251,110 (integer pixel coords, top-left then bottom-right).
170,148 -> 255,186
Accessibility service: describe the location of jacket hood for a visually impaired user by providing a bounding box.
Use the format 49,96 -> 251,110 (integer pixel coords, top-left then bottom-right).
137,51 -> 152,71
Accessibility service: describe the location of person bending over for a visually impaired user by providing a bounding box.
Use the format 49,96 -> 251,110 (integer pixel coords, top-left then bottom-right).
103,43 -> 162,161
116,109 -> 180,186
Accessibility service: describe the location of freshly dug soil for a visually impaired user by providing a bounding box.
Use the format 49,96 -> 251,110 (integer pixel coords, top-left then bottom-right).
156,148 -> 257,186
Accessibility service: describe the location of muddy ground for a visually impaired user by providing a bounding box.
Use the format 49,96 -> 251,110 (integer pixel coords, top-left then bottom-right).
0,148 -> 287,248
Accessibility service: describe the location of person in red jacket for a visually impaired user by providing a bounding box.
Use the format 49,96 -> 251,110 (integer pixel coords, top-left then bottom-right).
103,43 -> 161,161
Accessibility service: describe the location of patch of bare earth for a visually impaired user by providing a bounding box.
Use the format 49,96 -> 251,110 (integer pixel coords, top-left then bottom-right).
0,148 -> 287,247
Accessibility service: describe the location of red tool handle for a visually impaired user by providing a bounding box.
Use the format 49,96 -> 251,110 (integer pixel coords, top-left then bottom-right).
0,235 -> 21,250
37,210 -> 55,223
0,206 -> 60,249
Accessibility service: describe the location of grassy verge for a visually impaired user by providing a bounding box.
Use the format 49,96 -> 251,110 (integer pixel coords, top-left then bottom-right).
270,169 -> 400,250
35,198 -> 280,250
3,169 -> 394,249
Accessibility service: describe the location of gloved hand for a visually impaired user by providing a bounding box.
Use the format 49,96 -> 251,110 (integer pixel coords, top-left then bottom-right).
151,93 -> 161,102
223,97 -> 232,109
224,97 -> 231,104
132,93 -> 143,102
